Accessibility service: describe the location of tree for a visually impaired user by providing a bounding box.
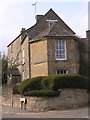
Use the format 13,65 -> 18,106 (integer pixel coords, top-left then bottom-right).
2,52 -> 8,84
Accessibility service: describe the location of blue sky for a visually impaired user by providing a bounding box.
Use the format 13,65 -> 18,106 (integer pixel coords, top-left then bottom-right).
0,0 -> 88,54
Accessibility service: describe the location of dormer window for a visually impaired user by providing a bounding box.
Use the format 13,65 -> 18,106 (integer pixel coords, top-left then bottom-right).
46,20 -> 58,26
49,21 -> 54,26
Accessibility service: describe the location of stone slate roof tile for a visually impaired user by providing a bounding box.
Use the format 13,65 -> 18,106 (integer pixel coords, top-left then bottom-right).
30,23 -> 74,42
27,8 -> 75,39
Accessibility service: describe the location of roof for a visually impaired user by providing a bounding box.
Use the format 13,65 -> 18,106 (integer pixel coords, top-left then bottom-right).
7,8 -> 75,47
27,8 -> 75,38
30,22 -> 75,42
7,34 -> 21,47
8,68 -> 21,76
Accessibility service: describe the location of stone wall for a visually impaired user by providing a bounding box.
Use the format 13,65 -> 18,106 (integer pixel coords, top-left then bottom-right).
8,35 -> 30,81
47,38 -> 79,75
30,39 -> 48,78
2,85 -> 88,111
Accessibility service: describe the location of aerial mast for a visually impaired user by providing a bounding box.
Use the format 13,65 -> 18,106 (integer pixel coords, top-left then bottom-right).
32,2 -> 38,19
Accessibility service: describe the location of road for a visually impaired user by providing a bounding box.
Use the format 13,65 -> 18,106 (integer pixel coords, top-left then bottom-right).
2,105 -> 89,119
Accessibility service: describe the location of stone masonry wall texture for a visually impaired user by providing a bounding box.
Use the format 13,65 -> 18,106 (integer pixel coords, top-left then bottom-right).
47,38 -> 79,75
8,36 -> 30,81
2,85 -> 88,111
30,39 -> 48,78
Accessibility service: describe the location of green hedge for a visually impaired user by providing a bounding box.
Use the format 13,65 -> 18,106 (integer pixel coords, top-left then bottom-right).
18,76 -> 45,94
23,90 -> 59,97
18,74 -> 88,96
42,74 -> 88,90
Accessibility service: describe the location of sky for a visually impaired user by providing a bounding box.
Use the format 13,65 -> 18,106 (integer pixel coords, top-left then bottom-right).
0,0 -> 89,55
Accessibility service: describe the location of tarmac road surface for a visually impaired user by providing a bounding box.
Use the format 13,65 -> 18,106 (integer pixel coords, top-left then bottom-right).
2,105 -> 89,119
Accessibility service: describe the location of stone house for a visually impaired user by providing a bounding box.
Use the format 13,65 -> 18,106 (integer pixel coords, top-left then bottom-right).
7,8 -> 81,83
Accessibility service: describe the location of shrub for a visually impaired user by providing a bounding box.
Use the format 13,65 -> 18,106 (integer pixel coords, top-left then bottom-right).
42,74 -> 88,90
18,78 -> 30,94
23,90 -> 59,97
18,76 -> 45,94
41,75 -> 55,90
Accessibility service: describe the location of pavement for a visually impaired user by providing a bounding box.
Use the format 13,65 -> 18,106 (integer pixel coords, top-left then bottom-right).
2,105 -> 89,119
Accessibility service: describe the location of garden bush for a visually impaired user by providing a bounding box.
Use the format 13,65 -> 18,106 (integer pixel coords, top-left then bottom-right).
18,78 -> 30,94
18,74 -> 88,96
42,74 -> 88,90
23,90 -> 59,97
18,76 -> 45,94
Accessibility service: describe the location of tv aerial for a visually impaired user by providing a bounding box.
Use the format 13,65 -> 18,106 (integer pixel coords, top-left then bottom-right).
32,2 -> 38,18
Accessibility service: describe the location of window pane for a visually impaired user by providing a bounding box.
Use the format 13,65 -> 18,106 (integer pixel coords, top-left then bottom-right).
56,41 -> 58,46
55,40 -> 66,60
56,51 -> 59,55
59,46 -> 62,49
56,70 -> 68,74
59,41 -> 61,46
62,55 -> 64,58
61,46 -> 64,49
57,70 -> 60,74
56,46 -> 58,49
62,51 -> 65,55
56,55 -> 59,59
61,70 -> 63,74
62,40 -> 65,45
64,70 -> 66,74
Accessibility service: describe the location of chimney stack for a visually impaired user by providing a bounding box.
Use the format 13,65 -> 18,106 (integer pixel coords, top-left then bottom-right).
20,28 -> 25,34
86,30 -> 90,40
36,15 -> 43,23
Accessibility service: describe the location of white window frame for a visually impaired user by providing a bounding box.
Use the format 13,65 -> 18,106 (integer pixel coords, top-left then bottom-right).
56,69 -> 68,74
22,49 -> 25,64
55,40 -> 67,60
46,20 -> 58,26
22,71 -> 25,81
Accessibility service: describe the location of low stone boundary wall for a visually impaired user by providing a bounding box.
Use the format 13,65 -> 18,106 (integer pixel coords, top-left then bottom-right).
2,85 -> 88,111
